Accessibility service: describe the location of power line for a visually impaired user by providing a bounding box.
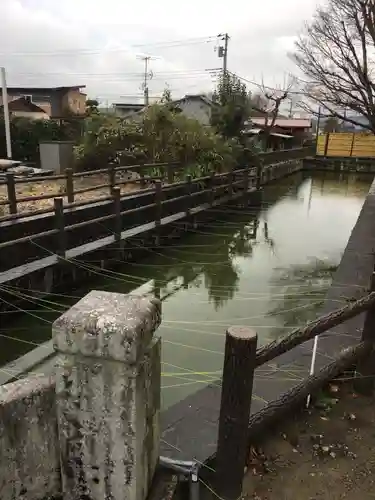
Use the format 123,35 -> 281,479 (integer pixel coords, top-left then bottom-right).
0,36 -> 217,58
7,68 -> 221,78
230,71 -> 305,96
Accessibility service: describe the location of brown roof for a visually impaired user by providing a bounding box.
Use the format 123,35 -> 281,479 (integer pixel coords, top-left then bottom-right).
0,96 -> 47,114
1,85 -> 86,93
251,117 -> 312,128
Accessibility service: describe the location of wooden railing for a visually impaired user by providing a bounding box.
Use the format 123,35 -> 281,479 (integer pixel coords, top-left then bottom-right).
0,161 -> 179,221
0,147 -> 311,223
0,166 -> 255,263
0,151 -> 310,275
215,272 -> 375,500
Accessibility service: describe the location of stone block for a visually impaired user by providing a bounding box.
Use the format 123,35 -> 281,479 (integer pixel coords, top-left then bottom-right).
0,375 -> 60,500
53,290 -> 161,364
53,291 -> 162,500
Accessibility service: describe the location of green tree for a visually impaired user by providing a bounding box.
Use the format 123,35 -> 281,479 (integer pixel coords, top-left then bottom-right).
160,88 -> 172,104
0,116 -> 71,162
85,99 -> 100,115
211,72 -> 251,140
74,103 -> 239,173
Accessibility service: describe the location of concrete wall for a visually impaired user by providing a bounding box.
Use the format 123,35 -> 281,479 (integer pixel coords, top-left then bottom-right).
39,141 -> 74,173
0,375 -> 60,500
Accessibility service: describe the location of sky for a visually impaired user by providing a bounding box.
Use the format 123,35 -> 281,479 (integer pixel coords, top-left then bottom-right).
0,0 -> 319,105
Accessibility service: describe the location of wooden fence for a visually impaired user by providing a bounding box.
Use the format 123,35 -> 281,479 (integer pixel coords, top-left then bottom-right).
0,147 -> 310,276
0,147 -> 310,223
215,273 -> 375,500
316,132 -> 375,157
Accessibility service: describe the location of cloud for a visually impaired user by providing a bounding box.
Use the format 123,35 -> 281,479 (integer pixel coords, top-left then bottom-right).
1,0 -> 318,104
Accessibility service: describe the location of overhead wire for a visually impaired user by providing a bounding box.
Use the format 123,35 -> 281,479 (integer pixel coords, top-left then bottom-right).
0,36 -> 218,58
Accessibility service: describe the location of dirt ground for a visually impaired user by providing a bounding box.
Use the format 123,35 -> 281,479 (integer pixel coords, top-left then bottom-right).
0,175 -> 138,215
243,381 -> 375,500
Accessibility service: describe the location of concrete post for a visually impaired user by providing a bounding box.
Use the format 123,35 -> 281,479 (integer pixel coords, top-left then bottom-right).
53,290 -> 162,500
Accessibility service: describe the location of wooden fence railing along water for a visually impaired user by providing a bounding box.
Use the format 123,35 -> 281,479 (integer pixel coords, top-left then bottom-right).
0,146 -> 309,221
214,269 -> 375,500
0,147 -> 310,290
1,149 -> 375,500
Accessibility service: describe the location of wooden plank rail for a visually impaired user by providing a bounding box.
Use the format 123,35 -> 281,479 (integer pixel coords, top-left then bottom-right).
247,341 -> 369,439
213,254 -> 375,500
255,291 -> 375,367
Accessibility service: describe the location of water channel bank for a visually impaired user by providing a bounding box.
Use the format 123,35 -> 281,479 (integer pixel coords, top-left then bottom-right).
1,169 -> 372,411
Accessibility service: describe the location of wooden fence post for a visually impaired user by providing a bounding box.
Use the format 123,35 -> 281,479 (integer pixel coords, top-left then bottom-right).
243,166 -> 249,194
210,170 -> 215,206
155,181 -> 162,227
324,133 -> 330,157
355,270 -> 375,395
6,173 -> 17,215
112,186 -> 122,242
108,163 -> 116,195
228,170 -> 234,198
216,326 -> 258,500
255,160 -> 262,191
185,175 -> 192,217
65,168 -> 74,204
167,164 -> 174,185
139,163 -> 146,189
350,133 -> 355,157
54,197 -> 66,259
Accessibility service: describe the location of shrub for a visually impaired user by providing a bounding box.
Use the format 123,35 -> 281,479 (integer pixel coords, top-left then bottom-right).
0,116 -> 73,163
74,104 -> 242,176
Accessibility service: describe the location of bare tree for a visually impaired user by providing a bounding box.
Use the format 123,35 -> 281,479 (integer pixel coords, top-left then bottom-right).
258,78 -> 295,150
294,0 -> 375,132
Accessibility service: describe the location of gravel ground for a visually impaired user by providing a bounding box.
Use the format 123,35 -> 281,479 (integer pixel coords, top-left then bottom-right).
0,174 -> 139,216
243,380 -> 375,500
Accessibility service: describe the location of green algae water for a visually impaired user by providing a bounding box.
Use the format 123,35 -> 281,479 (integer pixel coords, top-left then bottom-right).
1,170 -> 372,409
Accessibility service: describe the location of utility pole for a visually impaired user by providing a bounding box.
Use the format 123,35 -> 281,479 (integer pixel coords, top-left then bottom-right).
143,56 -> 150,106
138,56 -> 151,106
137,55 -> 155,106
217,33 -> 230,74
289,99 -> 293,118
1,67 -> 12,158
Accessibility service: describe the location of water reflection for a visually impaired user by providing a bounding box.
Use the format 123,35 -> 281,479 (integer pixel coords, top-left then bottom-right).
1,170 -> 373,409
268,257 -> 338,334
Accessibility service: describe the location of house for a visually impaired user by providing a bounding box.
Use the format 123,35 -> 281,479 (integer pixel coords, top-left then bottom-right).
113,103 -> 146,118
123,94 -> 216,125
244,117 -> 312,148
0,86 -> 87,118
0,96 -> 49,120
249,117 -> 312,135
168,94 -> 215,125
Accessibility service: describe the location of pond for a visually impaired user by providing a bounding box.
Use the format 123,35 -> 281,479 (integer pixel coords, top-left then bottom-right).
1,170 -> 372,409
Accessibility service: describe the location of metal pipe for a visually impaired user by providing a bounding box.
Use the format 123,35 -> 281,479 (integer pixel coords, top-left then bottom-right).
159,456 -> 194,475
1,67 -> 12,158
190,463 -> 200,500
160,457 -> 200,500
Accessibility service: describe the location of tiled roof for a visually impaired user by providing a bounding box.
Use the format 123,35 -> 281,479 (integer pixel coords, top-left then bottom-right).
251,117 -> 312,128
